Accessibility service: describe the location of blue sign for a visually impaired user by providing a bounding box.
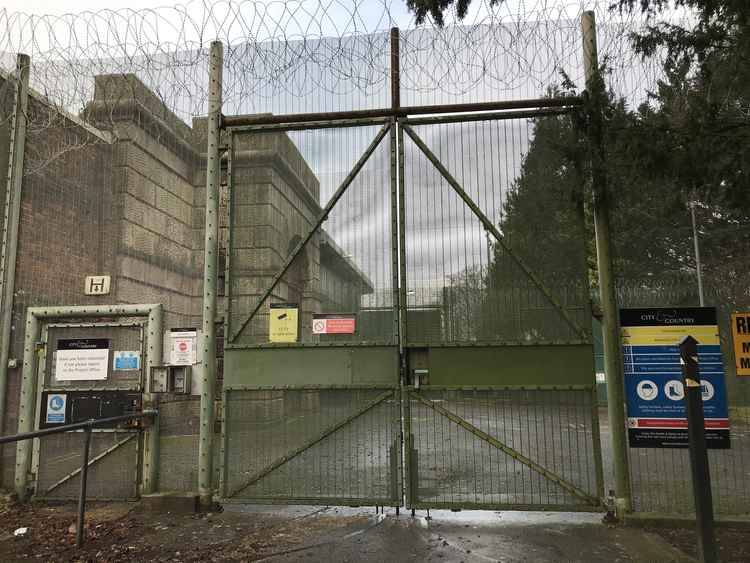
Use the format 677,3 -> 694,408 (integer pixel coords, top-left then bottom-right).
45,393 -> 67,424
621,307 -> 730,449
113,351 -> 140,371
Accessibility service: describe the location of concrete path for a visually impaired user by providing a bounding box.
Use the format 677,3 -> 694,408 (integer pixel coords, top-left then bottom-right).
228,506 -> 695,562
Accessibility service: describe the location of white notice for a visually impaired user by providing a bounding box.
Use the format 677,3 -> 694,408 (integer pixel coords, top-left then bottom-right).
55,338 -> 110,381
170,329 -> 197,366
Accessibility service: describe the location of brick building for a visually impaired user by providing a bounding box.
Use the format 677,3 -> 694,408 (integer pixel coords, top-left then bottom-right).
0,72 -> 372,486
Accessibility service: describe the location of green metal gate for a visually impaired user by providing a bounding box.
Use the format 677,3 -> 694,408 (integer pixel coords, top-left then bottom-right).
220,108 -> 603,510
398,117 -> 602,511
221,121 -> 402,505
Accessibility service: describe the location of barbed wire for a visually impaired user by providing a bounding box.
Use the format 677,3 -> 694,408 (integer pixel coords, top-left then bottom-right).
0,1 -> 679,123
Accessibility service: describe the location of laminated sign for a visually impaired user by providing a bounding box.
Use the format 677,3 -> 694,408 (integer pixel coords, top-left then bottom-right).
620,307 -> 729,449
55,339 -> 110,381
312,314 -> 356,335
269,303 -> 298,342
113,351 -> 140,371
170,329 -> 197,365
731,313 -> 750,376
45,394 -> 67,424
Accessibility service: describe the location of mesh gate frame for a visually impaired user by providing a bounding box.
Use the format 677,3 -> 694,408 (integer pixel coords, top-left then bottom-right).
31,321 -> 145,501
396,112 -> 604,511
403,384 -> 604,512
219,106 -> 605,510
219,385 -> 402,507
13,304 -> 164,502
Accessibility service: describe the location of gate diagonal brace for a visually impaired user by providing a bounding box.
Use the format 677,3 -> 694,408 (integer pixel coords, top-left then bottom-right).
401,124 -> 588,342
229,123 -> 391,343
43,432 -> 138,495
410,391 -> 599,506
228,389 -> 394,498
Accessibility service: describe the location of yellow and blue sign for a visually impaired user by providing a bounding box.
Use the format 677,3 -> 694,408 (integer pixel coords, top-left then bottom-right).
621,307 -> 729,449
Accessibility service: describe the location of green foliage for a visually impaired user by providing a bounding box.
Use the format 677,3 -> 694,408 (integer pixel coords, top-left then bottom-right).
405,0 -> 500,25
406,0 -> 750,315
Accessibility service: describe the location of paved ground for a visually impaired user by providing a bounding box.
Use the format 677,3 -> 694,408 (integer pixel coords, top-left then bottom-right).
1,498 -> 703,562
228,506 -> 694,563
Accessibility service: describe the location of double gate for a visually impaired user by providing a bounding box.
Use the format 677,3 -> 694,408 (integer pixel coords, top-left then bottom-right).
221,106 -> 603,511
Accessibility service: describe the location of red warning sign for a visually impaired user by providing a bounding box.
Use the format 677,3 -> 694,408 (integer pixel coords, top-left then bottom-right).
312,315 -> 356,334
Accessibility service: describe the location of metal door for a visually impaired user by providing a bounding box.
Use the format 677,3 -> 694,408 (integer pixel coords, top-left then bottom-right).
33,322 -> 145,500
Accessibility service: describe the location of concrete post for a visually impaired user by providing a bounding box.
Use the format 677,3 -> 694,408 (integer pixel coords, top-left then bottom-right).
199,40 -> 223,507
581,11 -> 632,514
0,54 -> 30,457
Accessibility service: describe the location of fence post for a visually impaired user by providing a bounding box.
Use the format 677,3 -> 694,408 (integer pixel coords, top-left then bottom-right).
14,309 -> 39,499
199,40 -> 223,508
142,304 -> 163,494
581,11 -> 632,514
0,53 -> 30,465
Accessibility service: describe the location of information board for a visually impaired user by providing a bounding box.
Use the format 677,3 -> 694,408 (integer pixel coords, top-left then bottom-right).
620,307 -> 729,449
55,339 -> 110,381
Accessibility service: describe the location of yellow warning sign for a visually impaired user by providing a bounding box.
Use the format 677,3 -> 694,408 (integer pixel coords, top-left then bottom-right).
731,313 -> 750,376
620,325 -> 720,346
269,303 -> 298,343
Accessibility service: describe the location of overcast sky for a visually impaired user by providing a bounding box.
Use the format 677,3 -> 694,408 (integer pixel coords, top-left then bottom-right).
0,0 -> 672,305
2,0 -> 549,18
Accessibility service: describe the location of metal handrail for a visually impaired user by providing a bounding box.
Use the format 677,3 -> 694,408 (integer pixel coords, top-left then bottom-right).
0,410 -> 157,548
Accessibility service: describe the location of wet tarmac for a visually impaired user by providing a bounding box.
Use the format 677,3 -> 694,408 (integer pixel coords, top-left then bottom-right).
228,505 -> 695,562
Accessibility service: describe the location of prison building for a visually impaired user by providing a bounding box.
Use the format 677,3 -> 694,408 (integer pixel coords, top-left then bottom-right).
0,73 -> 372,486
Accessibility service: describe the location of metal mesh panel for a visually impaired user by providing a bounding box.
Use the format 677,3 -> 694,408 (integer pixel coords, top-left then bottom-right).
227,125 -> 395,346
44,325 -> 143,390
157,396 -> 200,492
36,430 -> 138,500
628,389 -> 750,515
224,388 -> 400,504
609,103 -> 750,515
403,118 -> 589,344
407,387 -> 601,509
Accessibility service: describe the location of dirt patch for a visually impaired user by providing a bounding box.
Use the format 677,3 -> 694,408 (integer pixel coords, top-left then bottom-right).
649,527 -> 750,563
0,497 -> 368,562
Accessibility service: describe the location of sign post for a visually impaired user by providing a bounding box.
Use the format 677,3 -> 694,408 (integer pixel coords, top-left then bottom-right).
679,335 -> 717,563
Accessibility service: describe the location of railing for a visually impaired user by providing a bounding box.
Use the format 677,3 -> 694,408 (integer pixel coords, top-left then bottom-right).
0,410 -> 157,547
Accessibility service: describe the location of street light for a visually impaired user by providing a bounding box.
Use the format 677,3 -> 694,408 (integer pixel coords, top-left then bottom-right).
690,201 -> 705,306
